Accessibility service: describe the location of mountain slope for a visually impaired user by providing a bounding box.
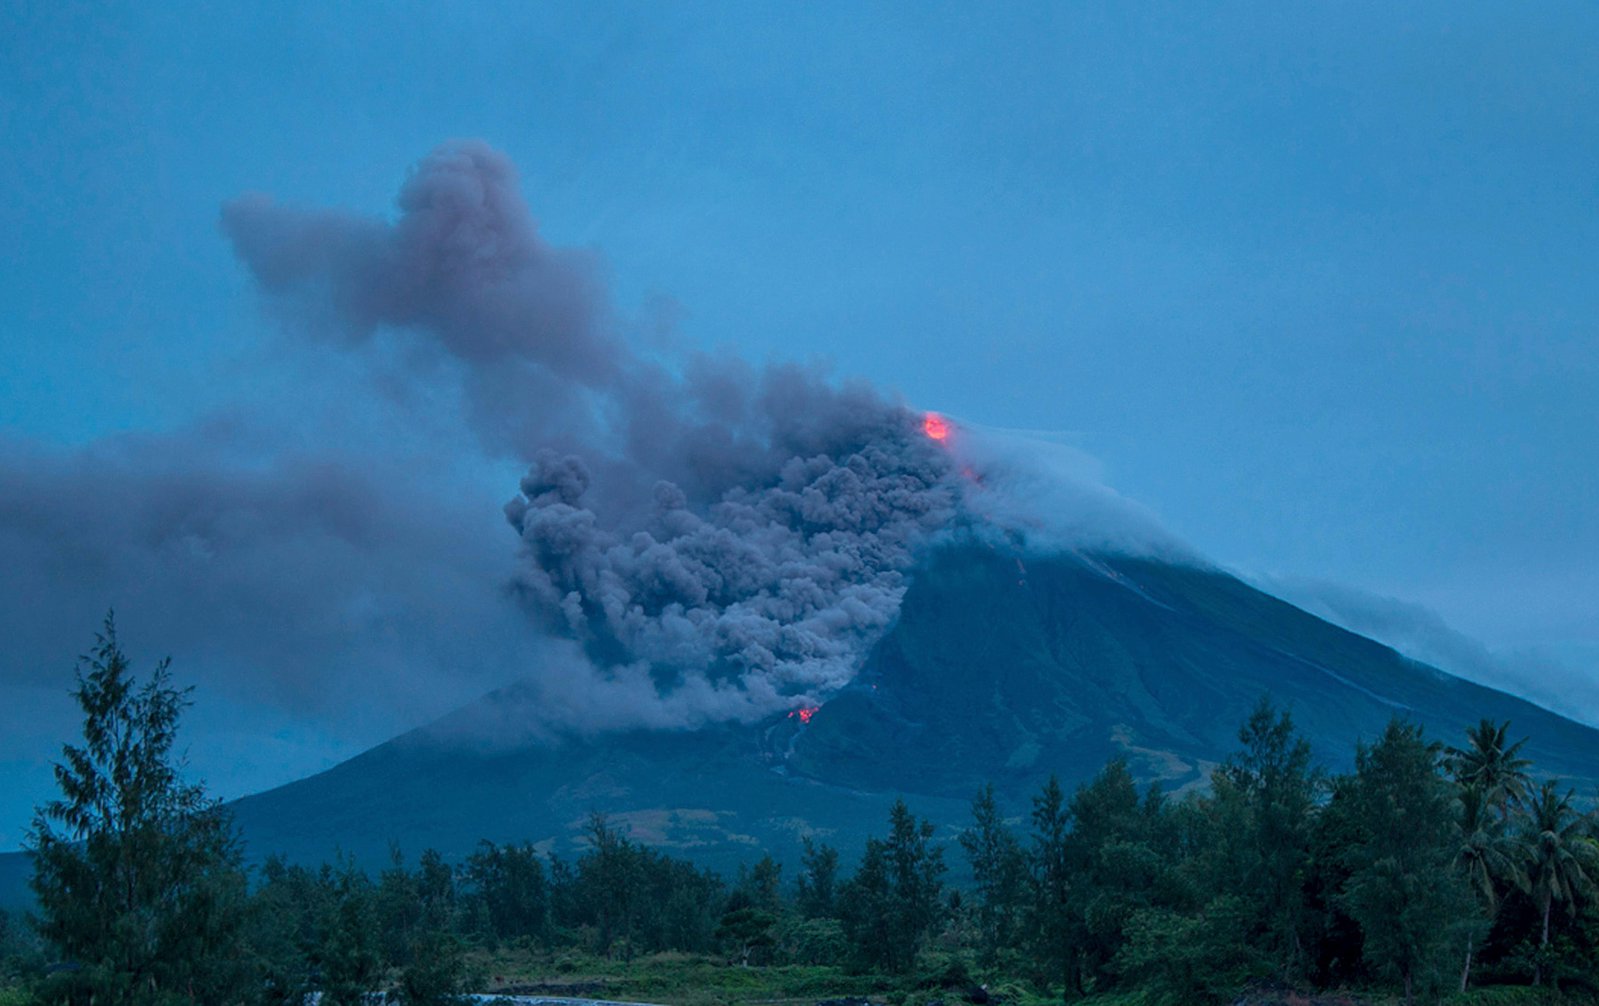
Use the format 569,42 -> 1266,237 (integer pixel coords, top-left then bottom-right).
219,544 -> 1598,875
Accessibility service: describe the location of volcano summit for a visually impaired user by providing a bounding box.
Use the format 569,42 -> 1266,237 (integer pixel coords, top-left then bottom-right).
209,144 -> 1599,872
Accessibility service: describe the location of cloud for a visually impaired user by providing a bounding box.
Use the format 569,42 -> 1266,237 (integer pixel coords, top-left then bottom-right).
1260,575 -> 1599,728
941,420 -> 1197,561
0,428 -> 539,721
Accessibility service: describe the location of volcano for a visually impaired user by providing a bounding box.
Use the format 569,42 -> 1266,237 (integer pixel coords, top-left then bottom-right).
207,543 -> 1597,875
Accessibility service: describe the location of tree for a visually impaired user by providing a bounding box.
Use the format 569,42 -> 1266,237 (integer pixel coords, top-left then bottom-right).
838,800 -> 945,973
1059,760 -> 1169,993
1335,719 -> 1473,1006
460,840 -> 549,944
1524,780 -> 1598,985
395,928 -> 466,1006
1114,896 -> 1263,1006
245,856 -> 327,1005
576,813 -> 643,958
27,614 -> 248,1006
1208,698 -> 1320,979
715,905 -> 777,967
1447,719 -> 1532,817
1453,784 -> 1526,991
311,860 -> 383,1006
739,855 -> 783,915
795,837 -> 839,919
1025,775 -> 1075,997
959,783 -> 1026,967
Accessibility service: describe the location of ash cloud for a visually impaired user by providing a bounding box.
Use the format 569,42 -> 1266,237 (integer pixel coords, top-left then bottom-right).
223,140 -> 968,724
3,140 -> 1181,756
0,428 -> 533,721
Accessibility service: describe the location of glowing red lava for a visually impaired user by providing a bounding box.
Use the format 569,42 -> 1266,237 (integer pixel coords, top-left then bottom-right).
788,706 -> 820,725
923,412 -> 951,442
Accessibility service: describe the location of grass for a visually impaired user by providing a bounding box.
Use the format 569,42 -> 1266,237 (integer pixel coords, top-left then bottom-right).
466,948 -> 907,1006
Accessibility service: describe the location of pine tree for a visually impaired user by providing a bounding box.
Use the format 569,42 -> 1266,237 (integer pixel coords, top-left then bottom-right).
960,783 -> 1025,967
1210,698 -> 1320,979
27,615 -> 248,1006
838,800 -> 945,973
1026,775 -> 1075,998
795,837 -> 839,919
312,860 -> 383,1006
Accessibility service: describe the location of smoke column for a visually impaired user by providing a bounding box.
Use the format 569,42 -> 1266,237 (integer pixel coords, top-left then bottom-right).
224,140 -> 967,722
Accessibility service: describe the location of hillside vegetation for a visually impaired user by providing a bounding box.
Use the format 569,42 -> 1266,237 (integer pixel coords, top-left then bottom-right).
3,622 -> 1595,1006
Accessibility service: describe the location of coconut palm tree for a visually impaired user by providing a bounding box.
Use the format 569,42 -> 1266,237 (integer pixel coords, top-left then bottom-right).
1446,719 -> 1532,816
1454,784 -> 1527,991
1524,780 -> 1599,985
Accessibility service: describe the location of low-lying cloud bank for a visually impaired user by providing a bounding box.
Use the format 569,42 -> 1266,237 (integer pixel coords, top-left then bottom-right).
1262,575 -> 1599,729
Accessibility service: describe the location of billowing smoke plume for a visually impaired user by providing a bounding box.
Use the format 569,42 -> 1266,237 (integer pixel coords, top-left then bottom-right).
224,140 -> 967,721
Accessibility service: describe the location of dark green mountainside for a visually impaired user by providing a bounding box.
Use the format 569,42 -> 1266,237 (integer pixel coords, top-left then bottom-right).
3,545 -> 1593,906
223,545 -> 1596,873
792,547 -> 1597,798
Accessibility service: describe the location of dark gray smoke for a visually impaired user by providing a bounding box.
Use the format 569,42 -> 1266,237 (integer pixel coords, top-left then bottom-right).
0,425 -> 532,719
224,140 -> 964,722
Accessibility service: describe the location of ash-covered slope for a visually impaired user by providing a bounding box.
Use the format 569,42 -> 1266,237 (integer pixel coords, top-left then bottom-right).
227,544 -> 1598,872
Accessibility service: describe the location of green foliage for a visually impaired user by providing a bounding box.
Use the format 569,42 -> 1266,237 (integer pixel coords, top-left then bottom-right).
243,856 -> 325,1003
1442,987 -> 1587,1006
1026,773 -> 1074,994
960,783 -> 1026,967
22,622 -> 1599,1006
839,799 -> 946,974
737,855 -> 783,915
576,812 -> 641,958
1113,896 -> 1267,1005
0,906 -> 43,1004
796,836 -> 840,919
1333,718 -> 1478,1004
310,859 -> 384,1006
1066,761 -> 1178,994
775,915 -> 847,965
715,905 -> 777,966
395,929 -> 467,1005
27,615 -> 250,1006
1201,698 -> 1321,981
459,840 -> 548,944
1448,720 -> 1534,814
1523,781 -> 1598,986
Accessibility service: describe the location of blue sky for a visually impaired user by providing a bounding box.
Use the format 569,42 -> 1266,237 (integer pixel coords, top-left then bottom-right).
2,2 -> 1596,847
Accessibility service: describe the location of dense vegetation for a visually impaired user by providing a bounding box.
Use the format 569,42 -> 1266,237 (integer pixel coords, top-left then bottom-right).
4,621 -> 1598,1005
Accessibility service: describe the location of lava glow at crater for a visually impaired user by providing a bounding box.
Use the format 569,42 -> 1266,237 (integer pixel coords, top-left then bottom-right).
922,412 -> 951,442
788,706 -> 820,725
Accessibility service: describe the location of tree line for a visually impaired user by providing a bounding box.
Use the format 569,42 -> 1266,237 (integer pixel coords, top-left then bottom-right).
5,618 -> 1598,1005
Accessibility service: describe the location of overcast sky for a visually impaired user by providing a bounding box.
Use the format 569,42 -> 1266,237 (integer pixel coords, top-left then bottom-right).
3,1 -> 1596,849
